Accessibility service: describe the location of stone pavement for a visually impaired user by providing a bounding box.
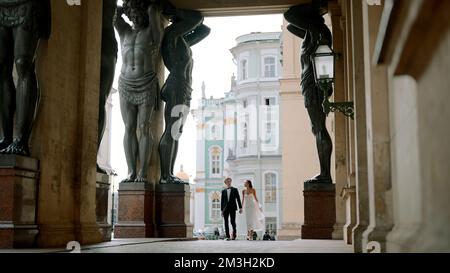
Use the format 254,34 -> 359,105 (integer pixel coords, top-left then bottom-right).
0,238 -> 353,253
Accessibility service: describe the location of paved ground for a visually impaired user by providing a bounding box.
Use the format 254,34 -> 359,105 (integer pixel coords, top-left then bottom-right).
1,238 -> 353,253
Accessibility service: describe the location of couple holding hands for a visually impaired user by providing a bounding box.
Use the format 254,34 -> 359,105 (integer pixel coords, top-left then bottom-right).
221,178 -> 265,241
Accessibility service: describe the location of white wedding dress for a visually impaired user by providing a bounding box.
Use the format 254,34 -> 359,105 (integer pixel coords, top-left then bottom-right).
244,193 -> 265,231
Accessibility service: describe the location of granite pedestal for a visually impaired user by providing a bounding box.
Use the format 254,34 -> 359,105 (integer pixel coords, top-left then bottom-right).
155,184 -> 193,238
301,182 -> 336,240
0,155 -> 39,248
114,182 -> 155,238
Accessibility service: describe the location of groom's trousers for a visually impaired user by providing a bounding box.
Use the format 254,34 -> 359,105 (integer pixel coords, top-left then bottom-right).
223,209 -> 237,239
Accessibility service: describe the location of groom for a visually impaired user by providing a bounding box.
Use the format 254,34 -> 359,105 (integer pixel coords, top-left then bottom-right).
221,178 -> 243,240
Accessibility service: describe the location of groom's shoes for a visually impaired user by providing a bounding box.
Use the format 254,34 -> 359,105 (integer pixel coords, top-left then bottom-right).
232,233 -> 237,240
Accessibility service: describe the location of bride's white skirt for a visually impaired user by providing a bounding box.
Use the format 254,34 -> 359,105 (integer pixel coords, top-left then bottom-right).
244,196 -> 265,231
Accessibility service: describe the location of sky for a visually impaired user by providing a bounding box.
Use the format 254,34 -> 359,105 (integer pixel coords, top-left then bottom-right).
109,13 -> 284,184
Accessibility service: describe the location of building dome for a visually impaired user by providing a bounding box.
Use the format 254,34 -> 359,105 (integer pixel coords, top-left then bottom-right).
176,165 -> 190,183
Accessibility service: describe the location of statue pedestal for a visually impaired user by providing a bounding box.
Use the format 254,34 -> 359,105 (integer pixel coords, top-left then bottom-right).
301,182 -> 336,240
0,155 -> 39,248
155,184 -> 193,238
96,173 -> 112,241
114,183 -> 155,238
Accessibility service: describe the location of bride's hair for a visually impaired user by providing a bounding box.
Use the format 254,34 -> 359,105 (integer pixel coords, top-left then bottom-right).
245,180 -> 253,189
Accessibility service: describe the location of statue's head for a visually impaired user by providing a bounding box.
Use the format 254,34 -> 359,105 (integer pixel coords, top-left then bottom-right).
313,0 -> 329,15
123,0 -> 150,29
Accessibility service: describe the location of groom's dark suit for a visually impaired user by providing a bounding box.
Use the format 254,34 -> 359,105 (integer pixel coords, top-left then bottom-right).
221,187 -> 242,239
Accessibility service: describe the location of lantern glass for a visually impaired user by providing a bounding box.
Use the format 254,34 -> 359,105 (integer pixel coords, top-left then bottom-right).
313,45 -> 334,81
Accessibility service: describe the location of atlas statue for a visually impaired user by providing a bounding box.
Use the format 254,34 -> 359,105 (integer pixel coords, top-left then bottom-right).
0,0 -> 51,156
284,0 -> 334,184
115,0 -> 163,182
158,0 -> 210,184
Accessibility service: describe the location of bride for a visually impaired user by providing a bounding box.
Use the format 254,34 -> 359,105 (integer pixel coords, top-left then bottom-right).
242,180 -> 265,240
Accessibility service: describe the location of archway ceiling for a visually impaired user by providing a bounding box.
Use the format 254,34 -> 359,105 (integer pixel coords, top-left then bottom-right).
171,0 -> 311,16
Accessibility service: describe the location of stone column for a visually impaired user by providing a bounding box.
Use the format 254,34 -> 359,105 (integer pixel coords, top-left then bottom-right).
386,76 -> 421,252
0,156 -> 39,248
329,0 -> 347,241
342,0 -> 358,245
33,0 -> 104,247
277,20 -> 314,240
347,0 -> 371,253
341,186 -> 357,244
155,184 -> 193,238
360,1 -> 393,252
413,15 -> 450,252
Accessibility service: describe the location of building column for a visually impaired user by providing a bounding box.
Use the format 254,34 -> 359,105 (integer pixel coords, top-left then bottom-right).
360,1 -> 394,252
329,1 -> 347,241
33,0 -> 104,247
347,0 -> 371,253
386,75 -> 421,252
277,20 -> 313,240
342,0 -> 358,246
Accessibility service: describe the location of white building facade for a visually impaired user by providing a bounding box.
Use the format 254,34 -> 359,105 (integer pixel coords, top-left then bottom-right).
192,32 -> 282,238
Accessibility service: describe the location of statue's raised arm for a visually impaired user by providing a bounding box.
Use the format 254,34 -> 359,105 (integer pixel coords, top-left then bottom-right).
114,6 -> 131,37
147,2 -> 164,51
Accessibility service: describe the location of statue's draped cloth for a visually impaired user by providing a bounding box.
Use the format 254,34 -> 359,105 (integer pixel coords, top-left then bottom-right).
0,0 -> 51,39
118,71 -> 159,106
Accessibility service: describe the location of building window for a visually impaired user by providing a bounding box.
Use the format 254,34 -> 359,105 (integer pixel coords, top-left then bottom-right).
264,57 -> 276,78
210,146 -> 222,177
265,122 -> 272,139
264,97 -> 276,121
211,125 -> 216,138
210,125 -> 220,140
210,192 -> 221,221
243,123 -> 248,149
265,217 -> 277,235
264,172 -> 277,203
265,97 -> 276,106
262,98 -> 277,146
241,59 -> 248,80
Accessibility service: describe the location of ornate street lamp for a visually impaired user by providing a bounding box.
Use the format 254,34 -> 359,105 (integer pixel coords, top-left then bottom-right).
312,44 -> 354,119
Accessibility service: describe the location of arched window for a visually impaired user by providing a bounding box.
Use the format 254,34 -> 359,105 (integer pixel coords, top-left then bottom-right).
264,172 -> 277,203
264,57 -> 276,78
209,146 -> 222,177
241,59 -> 248,80
210,192 -> 221,220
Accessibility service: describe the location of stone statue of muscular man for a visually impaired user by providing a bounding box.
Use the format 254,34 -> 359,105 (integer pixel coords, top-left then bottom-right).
284,0 -> 334,184
115,0 -> 163,183
0,0 -> 51,156
158,1 -> 210,184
